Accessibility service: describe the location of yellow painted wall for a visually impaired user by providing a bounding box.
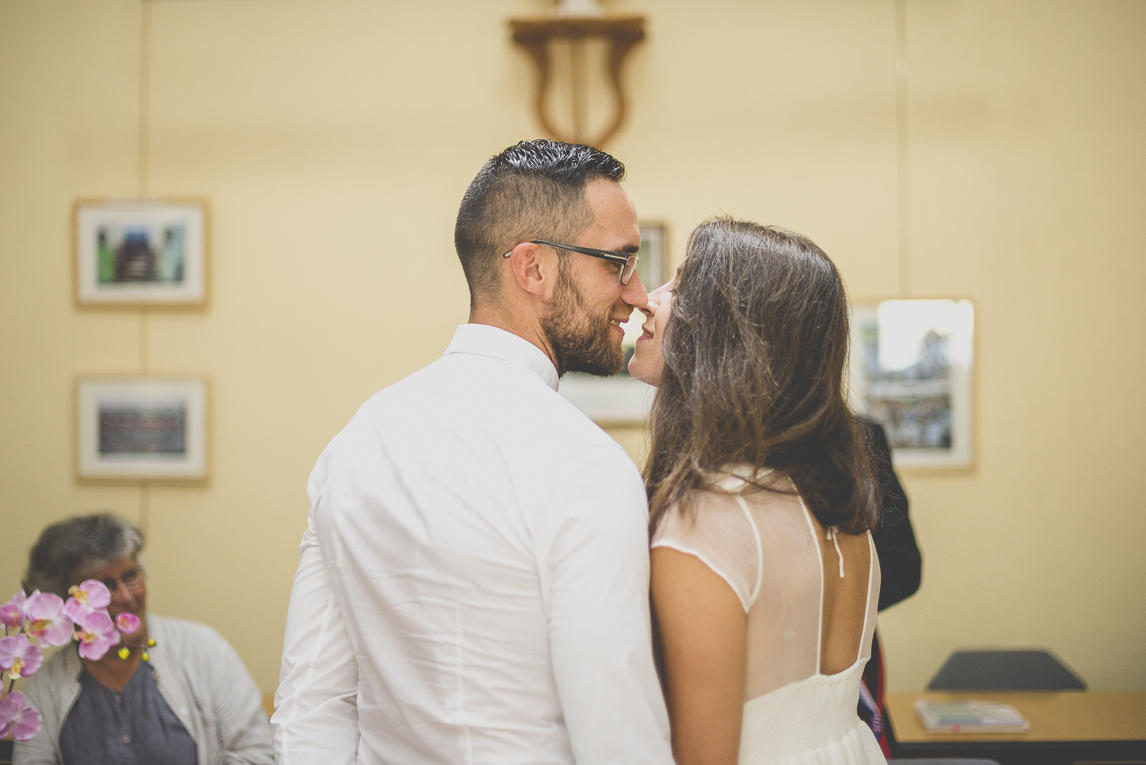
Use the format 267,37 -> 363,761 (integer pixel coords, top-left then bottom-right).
1,0 -> 1143,695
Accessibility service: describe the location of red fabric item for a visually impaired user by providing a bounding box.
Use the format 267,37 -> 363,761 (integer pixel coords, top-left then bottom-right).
860,629 -> 892,757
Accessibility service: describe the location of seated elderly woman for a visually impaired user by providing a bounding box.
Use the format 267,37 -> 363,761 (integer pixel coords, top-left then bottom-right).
15,513 -> 273,765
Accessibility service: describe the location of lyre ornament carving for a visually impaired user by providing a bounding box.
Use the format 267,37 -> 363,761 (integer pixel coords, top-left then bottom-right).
509,14 -> 645,149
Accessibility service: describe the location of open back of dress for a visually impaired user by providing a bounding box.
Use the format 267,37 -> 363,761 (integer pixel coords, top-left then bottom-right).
652,469 -> 886,765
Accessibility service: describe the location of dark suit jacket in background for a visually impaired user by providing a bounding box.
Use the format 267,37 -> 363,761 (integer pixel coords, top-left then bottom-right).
860,418 -> 923,755
866,418 -> 922,610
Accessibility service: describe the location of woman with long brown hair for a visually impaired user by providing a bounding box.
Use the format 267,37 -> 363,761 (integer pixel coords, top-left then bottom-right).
629,218 -> 885,765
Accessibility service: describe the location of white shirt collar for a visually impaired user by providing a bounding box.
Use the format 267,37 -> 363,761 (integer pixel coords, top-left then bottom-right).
444,323 -> 560,392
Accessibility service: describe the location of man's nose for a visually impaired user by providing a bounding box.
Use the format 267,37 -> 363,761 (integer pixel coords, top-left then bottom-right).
622,272 -> 649,310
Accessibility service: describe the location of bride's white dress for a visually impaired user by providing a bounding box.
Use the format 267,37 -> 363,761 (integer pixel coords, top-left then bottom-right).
652,469 -> 886,765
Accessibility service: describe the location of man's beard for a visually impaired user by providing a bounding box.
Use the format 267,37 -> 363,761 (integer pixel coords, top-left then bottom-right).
540,267 -> 625,377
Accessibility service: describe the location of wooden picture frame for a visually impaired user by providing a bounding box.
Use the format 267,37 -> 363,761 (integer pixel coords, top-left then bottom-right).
73,197 -> 209,306
76,376 -> 209,480
558,222 -> 668,425
849,299 -> 975,469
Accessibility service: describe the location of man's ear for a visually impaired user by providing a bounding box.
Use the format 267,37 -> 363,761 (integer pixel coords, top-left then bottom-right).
504,242 -> 557,298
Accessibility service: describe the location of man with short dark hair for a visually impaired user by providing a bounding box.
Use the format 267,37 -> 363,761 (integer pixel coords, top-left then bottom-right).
272,140 -> 672,765
456,140 -> 642,377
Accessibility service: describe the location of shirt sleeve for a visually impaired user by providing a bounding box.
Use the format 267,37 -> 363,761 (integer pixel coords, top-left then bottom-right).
271,510 -> 360,765
12,671 -> 60,765
651,493 -> 762,612
202,628 -> 275,765
533,444 -> 673,765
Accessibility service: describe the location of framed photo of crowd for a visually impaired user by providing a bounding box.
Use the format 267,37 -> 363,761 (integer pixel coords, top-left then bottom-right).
76,377 -> 209,480
558,222 -> 668,425
849,299 -> 975,469
73,198 -> 209,306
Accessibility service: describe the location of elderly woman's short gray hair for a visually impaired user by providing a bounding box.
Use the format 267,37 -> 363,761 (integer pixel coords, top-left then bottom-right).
23,513 -> 144,599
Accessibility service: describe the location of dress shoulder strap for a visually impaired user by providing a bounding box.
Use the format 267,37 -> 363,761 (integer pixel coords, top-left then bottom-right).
795,492 -> 825,674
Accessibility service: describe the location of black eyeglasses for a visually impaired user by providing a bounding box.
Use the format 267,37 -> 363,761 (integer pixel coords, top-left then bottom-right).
502,240 -> 640,286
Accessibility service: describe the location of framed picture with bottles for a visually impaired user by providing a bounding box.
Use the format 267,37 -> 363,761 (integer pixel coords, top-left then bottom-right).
73,197 -> 208,306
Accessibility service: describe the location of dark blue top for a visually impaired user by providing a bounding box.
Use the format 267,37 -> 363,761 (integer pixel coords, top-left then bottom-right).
58,662 -> 198,765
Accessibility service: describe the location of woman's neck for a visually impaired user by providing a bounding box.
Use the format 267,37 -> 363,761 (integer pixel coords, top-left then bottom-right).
82,651 -> 140,692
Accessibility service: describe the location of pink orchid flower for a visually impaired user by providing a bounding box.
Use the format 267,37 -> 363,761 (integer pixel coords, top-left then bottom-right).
68,580 -> 111,610
20,591 -> 74,648
0,634 -> 43,680
1,591 -> 25,630
0,690 -> 43,742
63,580 -> 111,623
114,612 -> 140,635
73,610 -> 121,661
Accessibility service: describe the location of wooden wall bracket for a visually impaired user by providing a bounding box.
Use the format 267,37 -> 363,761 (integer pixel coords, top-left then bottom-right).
509,16 -> 645,149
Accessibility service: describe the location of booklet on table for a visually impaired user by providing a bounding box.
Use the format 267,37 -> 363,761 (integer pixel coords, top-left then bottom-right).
914,700 -> 1031,734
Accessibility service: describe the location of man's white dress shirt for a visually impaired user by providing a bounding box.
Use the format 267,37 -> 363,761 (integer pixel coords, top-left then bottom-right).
272,324 -> 672,765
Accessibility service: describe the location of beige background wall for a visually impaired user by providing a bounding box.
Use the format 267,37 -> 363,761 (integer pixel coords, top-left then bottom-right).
1,0 -> 1143,695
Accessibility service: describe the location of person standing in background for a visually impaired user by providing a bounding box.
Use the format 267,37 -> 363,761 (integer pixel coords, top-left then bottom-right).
859,417 -> 923,756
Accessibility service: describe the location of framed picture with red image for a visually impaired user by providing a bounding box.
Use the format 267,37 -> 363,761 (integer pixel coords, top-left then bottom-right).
76,376 -> 208,480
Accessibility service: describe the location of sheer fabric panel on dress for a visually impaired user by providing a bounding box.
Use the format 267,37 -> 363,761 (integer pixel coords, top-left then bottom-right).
651,470 -> 879,703
737,482 -> 822,700
651,488 -> 761,611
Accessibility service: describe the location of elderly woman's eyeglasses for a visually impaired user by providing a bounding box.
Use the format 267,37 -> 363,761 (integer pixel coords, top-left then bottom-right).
100,568 -> 145,593
502,240 -> 640,286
